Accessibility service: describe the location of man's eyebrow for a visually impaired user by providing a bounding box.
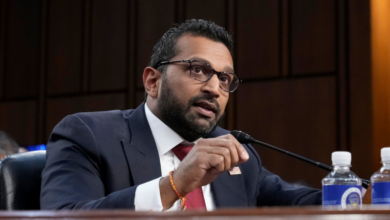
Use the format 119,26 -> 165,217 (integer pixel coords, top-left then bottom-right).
191,57 -> 235,73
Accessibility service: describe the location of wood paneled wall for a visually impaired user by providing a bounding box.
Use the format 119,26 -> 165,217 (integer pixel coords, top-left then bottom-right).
0,0 -> 372,188
371,0 -> 390,172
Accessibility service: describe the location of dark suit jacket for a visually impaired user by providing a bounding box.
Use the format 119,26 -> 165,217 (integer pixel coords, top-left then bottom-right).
40,103 -> 321,210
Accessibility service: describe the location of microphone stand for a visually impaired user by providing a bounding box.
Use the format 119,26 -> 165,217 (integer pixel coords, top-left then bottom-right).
231,130 -> 370,189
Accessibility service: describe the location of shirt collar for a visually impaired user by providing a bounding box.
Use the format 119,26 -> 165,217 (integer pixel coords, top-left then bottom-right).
144,103 -> 186,157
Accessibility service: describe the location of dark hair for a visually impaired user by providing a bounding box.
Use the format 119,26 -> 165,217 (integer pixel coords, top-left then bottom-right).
0,131 -> 19,156
144,19 -> 233,101
149,19 -> 233,72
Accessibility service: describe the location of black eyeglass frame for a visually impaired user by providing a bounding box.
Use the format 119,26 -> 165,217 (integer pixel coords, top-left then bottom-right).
155,59 -> 242,92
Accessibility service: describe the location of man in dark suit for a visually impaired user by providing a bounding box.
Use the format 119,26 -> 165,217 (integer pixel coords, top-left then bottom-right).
41,19 -> 321,211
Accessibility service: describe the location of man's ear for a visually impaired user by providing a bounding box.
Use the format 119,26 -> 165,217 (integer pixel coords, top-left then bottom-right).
143,67 -> 161,98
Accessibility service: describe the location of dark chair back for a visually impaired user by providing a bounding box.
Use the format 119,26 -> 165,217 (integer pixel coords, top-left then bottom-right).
0,151 -> 46,210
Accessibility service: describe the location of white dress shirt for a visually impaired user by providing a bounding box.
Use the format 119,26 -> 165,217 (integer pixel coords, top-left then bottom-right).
134,104 -> 215,211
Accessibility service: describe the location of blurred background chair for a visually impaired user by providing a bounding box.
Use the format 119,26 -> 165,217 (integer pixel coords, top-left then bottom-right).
0,151 -> 46,210
0,131 -> 23,160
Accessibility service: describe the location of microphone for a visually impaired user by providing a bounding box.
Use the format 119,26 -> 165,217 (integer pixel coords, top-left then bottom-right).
231,130 -> 370,189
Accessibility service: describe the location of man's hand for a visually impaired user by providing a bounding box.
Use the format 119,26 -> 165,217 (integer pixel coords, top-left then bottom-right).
159,134 -> 249,210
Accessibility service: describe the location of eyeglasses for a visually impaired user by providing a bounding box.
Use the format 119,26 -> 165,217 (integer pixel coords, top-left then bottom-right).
156,59 -> 242,92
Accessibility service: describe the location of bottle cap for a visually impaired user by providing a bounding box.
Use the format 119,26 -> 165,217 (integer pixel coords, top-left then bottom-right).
381,147 -> 390,162
332,151 -> 351,165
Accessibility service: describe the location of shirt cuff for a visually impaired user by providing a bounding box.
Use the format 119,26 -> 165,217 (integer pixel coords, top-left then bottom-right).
134,177 -> 163,211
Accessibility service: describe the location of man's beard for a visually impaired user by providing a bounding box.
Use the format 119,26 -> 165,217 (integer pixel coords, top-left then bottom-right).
157,77 -> 224,142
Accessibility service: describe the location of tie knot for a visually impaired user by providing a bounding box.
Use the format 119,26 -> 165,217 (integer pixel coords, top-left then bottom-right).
172,144 -> 193,161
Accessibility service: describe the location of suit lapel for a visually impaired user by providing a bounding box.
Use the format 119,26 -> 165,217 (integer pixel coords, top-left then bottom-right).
211,171 -> 248,208
208,128 -> 249,208
121,106 -> 248,207
121,103 -> 162,185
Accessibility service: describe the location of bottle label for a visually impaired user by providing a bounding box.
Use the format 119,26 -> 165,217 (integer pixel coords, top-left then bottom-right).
372,182 -> 390,204
322,185 -> 362,208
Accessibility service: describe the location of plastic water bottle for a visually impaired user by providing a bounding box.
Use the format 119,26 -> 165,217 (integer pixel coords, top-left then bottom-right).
371,147 -> 390,204
322,151 -> 362,209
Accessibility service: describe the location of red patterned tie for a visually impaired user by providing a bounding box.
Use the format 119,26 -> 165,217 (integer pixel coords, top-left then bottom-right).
171,144 -> 207,210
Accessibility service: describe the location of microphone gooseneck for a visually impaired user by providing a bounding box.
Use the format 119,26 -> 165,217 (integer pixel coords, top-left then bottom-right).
231,130 -> 370,189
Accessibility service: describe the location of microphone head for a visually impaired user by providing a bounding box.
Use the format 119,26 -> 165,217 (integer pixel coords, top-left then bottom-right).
231,130 -> 252,144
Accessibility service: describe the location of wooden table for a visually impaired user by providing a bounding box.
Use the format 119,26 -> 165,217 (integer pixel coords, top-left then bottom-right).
1,206 -> 390,220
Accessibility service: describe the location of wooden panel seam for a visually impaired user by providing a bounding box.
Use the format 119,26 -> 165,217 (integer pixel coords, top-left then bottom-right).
126,0 -> 137,109
280,0 -> 289,78
344,0 -> 351,152
37,0 -> 49,143
81,0 -> 92,93
0,0 -> 7,99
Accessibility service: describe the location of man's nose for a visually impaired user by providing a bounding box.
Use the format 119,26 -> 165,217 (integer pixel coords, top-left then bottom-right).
201,74 -> 221,97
